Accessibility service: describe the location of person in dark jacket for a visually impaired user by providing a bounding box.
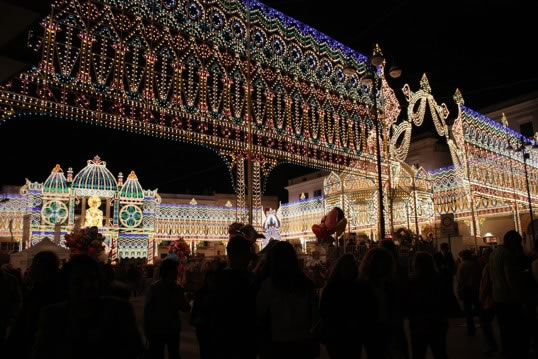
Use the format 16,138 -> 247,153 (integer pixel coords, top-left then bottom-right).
455,250 -> 481,335
8,251 -> 61,359
210,236 -> 257,359
144,258 -> 191,359
257,241 -> 319,359
434,243 -> 460,316
408,252 -> 448,359
33,255 -> 142,359
320,254 -> 364,358
358,247 -> 402,359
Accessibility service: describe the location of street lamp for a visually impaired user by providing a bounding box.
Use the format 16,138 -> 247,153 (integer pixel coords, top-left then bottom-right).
345,44 -> 401,241
506,139 -> 538,249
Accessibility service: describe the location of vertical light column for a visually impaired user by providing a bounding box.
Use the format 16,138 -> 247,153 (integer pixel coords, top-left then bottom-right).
253,160 -> 263,227
76,32 -> 96,83
236,159 -> 247,223
38,19 -> 60,78
111,43 -> 127,91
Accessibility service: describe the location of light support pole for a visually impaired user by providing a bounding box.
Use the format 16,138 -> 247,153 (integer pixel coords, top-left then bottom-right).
523,151 -> 536,248
246,0 -> 254,225
411,170 -> 420,238
344,44 -> 401,241
462,142 -> 479,251
507,139 -> 537,249
367,65 -> 387,241
507,152 -> 521,233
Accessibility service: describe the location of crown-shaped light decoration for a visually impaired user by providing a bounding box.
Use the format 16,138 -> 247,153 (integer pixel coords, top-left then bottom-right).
453,88 -> 464,106
420,73 -> 431,94
501,113 -> 509,127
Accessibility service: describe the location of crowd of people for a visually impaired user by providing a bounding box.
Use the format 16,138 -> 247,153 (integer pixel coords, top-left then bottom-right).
0,223 -> 537,359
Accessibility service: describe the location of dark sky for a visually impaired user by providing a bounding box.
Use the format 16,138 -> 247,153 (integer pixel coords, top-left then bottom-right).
1,0 -> 536,202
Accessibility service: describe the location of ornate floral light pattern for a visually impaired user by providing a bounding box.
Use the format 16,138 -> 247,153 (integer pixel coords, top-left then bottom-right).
119,204 -> 143,227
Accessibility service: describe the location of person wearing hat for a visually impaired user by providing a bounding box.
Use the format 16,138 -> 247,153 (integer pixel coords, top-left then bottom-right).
239,224 -> 265,243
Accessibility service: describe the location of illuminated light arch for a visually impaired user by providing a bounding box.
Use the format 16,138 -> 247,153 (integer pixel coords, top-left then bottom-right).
0,0 -> 380,227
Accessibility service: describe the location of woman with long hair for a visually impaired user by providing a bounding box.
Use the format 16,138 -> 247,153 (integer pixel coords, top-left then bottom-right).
358,247 -> 399,359
320,254 -> 365,358
408,252 -> 448,359
256,241 -> 319,359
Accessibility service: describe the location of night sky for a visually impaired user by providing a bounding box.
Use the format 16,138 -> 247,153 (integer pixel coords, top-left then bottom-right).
0,0 -> 536,202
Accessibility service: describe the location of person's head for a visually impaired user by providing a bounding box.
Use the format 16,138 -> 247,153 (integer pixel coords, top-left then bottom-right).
226,236 -> 253,271
30,250 -> 59,284
413,251 -> 437,278
460,249 -> 473,261
160,259 -> 178,282
329,254 -> 358,282
359,247 -> 394,283
269,241 -> 302,290
239,224 -> 265,243
440,242 -> 449,253
228,222 -> 244,238
62,254 -> 101,303
503,230 -> 522,250
379,239 -> 398,259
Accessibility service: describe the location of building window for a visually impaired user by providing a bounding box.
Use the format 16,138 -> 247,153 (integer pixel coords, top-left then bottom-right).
520,122 -> 534,138
314,189 -> 322,197
304,192 -> 309,199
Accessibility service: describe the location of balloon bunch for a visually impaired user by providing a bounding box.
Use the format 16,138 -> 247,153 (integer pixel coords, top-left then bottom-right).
312,207 -> 347,244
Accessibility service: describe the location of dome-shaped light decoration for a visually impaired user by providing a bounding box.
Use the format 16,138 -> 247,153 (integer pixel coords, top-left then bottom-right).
120,171 -> 144,201
360,73 -> 373,87
43,164 -> 69,194
389,64 -> 402,78
370,43 -> 384,67
343,65 -> 356,76
72,156 -> 118,198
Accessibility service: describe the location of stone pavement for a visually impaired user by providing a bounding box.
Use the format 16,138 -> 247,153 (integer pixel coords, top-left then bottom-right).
130,295 -> 532,358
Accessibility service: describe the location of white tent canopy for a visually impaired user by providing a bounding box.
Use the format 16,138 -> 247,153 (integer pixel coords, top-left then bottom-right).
10,237 -> 70,273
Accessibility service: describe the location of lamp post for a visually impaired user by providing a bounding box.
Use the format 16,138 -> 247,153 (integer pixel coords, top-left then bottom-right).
345,45 -> 401,241
506,149 -> 521,234
507,139 -> 538,249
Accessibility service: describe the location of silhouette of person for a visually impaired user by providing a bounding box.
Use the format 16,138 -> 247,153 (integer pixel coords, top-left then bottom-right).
320,254 -> 364,358
379,239 -> 410,359
434,243 -> 460,316
204,236 -> 257,359
33,254 -> 142,359
479,258 -> 498,354
358,247 -> 398,359
257,241 -> 319,359
489,230 -> 529,358
144,258 -> 190,359
408,252 -> 448,359
455,249 -> 481,336
8,251 -> 61,359
0,265 -> 21,353
190,269 -> 218,359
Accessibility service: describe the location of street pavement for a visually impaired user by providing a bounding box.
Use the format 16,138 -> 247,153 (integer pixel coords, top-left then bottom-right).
130,294 -> 534,358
